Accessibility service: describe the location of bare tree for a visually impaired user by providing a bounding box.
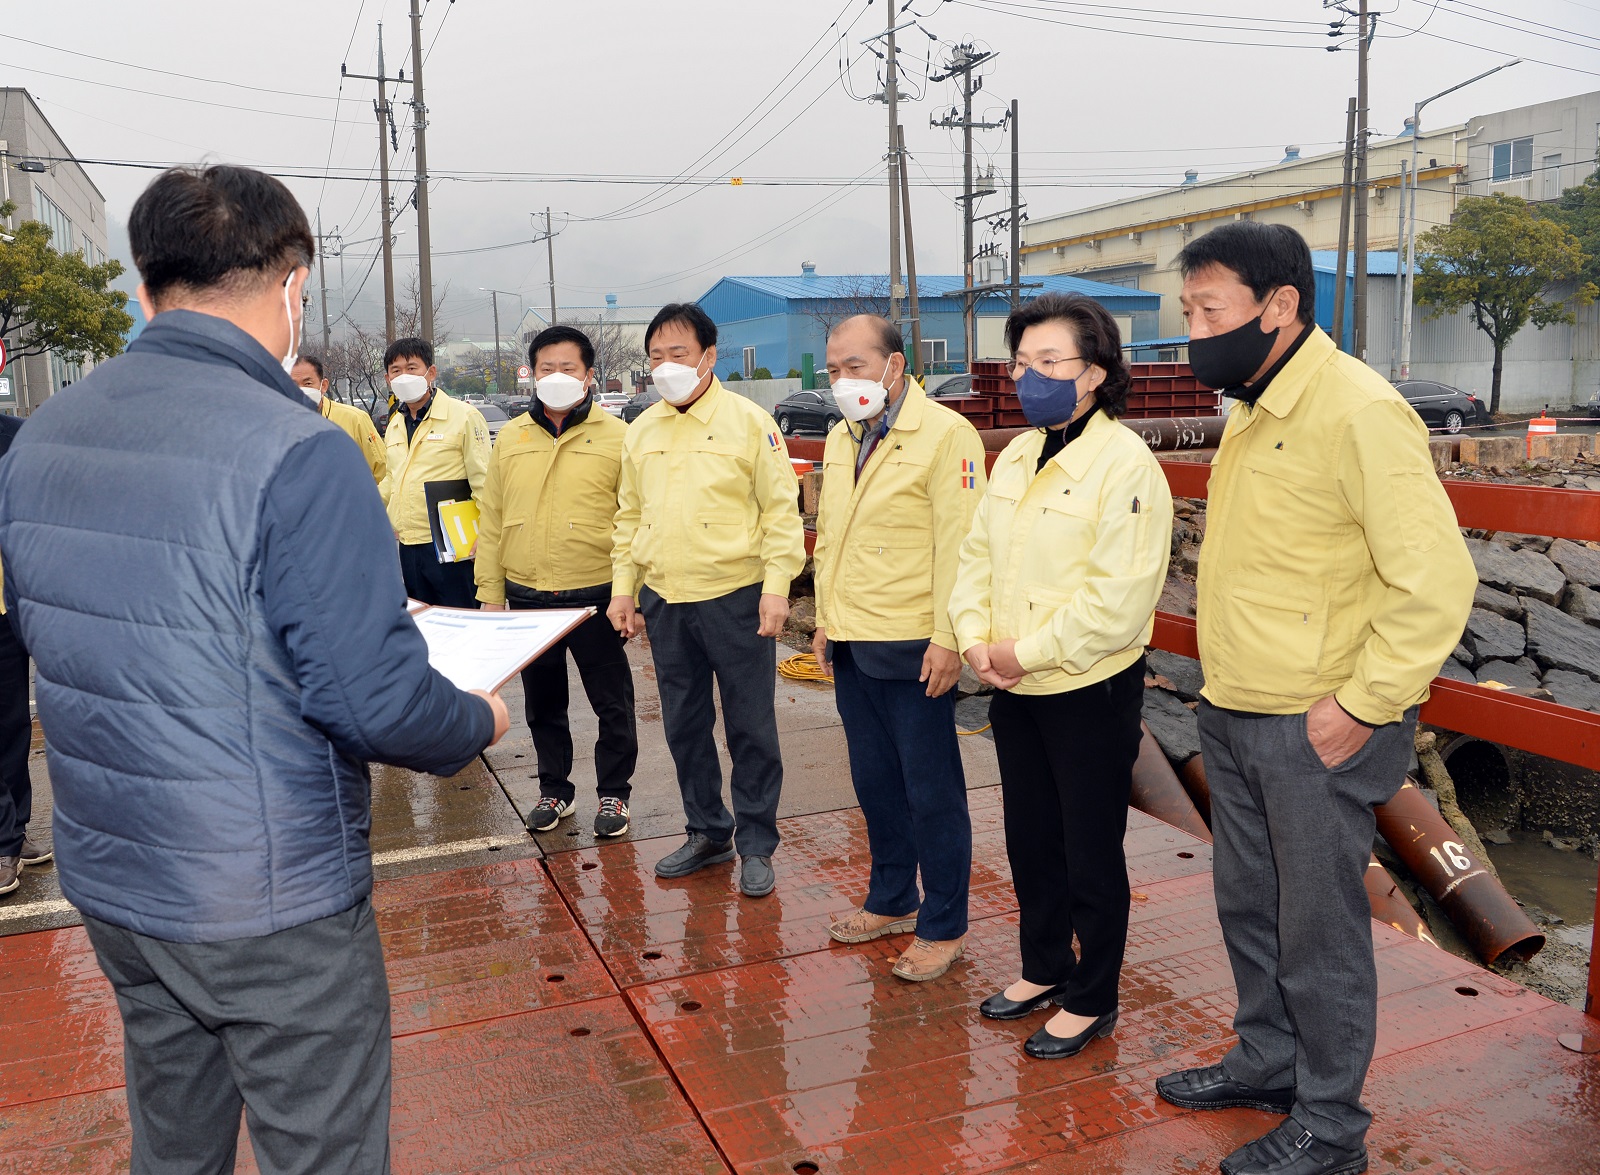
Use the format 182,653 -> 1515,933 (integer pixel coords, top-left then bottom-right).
324,325 -> 388,412
396,269 -> 450,345
557,312 -> 648,392
800,275 -> 890,344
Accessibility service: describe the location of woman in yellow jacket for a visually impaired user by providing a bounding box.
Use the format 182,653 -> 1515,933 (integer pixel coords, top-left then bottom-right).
949,293 -> 1172,1060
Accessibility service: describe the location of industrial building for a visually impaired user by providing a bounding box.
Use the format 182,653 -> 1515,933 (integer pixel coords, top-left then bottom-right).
697,264 -> 1161,382
0,89 -> 112,416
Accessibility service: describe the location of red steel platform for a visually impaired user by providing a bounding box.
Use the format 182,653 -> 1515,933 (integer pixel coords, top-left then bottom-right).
1,795 -> 1595,1174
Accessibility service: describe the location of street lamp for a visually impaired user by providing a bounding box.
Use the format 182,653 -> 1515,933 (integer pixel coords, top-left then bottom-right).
477,287 -> 524,394
1399,59 -> 1519,380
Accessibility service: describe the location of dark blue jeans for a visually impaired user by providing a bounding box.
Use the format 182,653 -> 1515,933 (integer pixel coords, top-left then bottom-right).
0,610 -> 31,857
833,642 -> 971,941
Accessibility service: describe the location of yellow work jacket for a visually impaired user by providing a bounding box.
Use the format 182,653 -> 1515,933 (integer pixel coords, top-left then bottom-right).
813,381 -> 987,650
1197,327 -> 1476,725
475,403 -> 626,602
379,390 -> 491,546
612,378 -> 805,603
321,397 -> 387,485
950,409 -> 1173,696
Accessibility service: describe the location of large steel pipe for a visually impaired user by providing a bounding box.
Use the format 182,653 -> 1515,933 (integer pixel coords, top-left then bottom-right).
1130,723 -> 1212,844
1365,856 -> 1436,946
1373,779 -> 1545,964
977,417 -> 1226,456
1178,754 -> 1213,827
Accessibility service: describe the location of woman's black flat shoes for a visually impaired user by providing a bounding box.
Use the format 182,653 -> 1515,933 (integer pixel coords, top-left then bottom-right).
978,982 -> 1071,1020
1023,1008 -> 1119,1059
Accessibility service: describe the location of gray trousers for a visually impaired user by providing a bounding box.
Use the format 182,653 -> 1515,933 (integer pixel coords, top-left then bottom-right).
84,899 -> 391,1175
1199,700 -> 1416,1151
639,582 -> 782,858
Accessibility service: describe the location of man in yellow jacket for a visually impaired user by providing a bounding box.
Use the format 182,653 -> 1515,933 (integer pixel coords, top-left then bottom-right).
1155,223 -> 1476,1175
608,303 -> 805,898
810,314 -> 986,981
378,337 -> 491,608
290,354 -> 387,485
477,325 -> 636,841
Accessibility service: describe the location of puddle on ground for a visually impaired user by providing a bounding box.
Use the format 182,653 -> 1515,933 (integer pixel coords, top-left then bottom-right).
1484,829 -> 1599,926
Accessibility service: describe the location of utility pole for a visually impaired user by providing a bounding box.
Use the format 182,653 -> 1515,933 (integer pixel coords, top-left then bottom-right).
1389,159 -> 1408,380
1332,96 -> 1356,352
886,16 -> 903,328
489,291 -> 502,393
408,0 -> 435,342
1352,0 -> 1371,361
545,208 -> 557,324
896,125 -> 923,378
314,211 -> 339,358
1009,99 -> 1021,311
342,24 -> 399,343
932,45 -> 1000,369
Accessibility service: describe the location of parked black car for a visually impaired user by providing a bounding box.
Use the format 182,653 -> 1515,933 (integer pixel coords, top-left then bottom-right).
926,372 -> 972,398
773,389 -> 841,435
622,386 -> 660,423
1393,380 -> 1490,433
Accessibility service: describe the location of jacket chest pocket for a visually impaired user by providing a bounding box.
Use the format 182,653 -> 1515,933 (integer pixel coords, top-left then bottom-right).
872,453 -> 933,526
1232,456 -> 1346,579
1030,488 -> 1100,549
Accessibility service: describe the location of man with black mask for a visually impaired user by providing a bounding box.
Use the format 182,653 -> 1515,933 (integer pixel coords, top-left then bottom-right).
1155,222 -> 1474,1175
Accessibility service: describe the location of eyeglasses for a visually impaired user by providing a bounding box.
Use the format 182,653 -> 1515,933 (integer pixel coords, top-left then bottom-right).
1008,355 -> 1086,380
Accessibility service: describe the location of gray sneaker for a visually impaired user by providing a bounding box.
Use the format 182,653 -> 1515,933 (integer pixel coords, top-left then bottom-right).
654,833 -> 735,878
593,798 -> 630,838
0,856 -> 19,896
740,855 -> 775,898
525,796 -> 575,834
19,837 -> 52,866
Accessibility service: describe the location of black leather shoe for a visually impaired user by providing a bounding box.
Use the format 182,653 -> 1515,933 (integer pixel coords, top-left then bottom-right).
739,855 -> 775,898
654,834 -> 735,878
1022,1009 -> 1117,1059
979,982 -> 1071,1020
1155,1062 -> 1295,1114
1220,1122 -> 1368,1175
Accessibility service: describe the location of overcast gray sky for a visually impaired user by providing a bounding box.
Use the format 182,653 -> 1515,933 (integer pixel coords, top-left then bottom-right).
15,0 -> 1599,341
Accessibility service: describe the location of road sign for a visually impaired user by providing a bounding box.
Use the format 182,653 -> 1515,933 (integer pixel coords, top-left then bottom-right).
0,376 -> 12,403
0,338 -> 8,376
516,365 -> 532,384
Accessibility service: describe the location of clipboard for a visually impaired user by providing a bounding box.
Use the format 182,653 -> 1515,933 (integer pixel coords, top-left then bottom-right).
407,602 -> 595,693
424,478 -> 477,563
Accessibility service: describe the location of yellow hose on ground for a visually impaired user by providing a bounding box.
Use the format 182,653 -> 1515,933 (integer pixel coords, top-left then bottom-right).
778,653 -> 992,735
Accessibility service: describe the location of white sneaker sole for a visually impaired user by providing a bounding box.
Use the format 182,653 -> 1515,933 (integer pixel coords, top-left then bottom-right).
525,800 -> 576,832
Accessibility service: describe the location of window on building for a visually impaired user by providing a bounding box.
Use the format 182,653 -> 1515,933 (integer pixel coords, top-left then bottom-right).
742,346 -> 756,378
33,186 -> 74,252
48,350 -> 83,393
922,339 -> 948,365
1491,137 -> 1533,182
1543,154 -> 1563,201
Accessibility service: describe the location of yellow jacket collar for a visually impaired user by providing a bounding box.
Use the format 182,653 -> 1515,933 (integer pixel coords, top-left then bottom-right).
885,377 -> 927,433
683,376 -> 724,422
1255,326 -> 1336,420
1046,406 -> 1122,481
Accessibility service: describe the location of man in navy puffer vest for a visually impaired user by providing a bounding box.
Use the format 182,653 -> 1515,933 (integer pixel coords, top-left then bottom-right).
0,165 -> 509,1175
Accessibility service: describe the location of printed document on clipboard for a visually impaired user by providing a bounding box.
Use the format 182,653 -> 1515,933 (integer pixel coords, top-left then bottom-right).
407,603 -> 594,693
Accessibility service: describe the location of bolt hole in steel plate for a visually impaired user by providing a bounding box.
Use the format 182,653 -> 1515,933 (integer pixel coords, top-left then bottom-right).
1557,1033 -> 1600,1054
1177,851 -> 1195,859
569,1027 -> 591,1038
1455,986 -> 1479,997
567,830 -> 580,837
680,1000 -> 702,1012
546,974 -> 565,983
642,950 -> 664,960
581,862 -> 598,871
487,845 -> 501,852
794,1163 -> 821,1174
458,785 -> 471,791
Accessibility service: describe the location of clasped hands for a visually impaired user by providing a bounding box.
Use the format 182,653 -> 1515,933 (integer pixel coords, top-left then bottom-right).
964,639 -> 1026,691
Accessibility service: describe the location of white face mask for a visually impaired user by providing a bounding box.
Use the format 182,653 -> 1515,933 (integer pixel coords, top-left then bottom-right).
535,371 -> 588,412
652,354 -> 710,406
390,372 -> 430,404
831,359 -> 894,423
302,386 -> 322,405
280,270 -> 302,377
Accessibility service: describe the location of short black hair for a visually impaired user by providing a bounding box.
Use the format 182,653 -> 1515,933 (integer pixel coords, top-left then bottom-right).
384,337 -> 434,369
645,302 -> 717,350
129,165 -> 314,305
833,314 -> 902,358
528,324 -> 595,370
1004,293 -> 1132,419
295,353 -> 325,379
1176,221 -> 1316,325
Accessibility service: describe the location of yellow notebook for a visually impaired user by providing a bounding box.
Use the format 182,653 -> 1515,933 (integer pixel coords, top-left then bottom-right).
437,498 -> 481,562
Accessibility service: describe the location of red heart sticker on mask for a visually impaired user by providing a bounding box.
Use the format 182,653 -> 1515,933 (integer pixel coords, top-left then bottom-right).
858,395 -> 870,405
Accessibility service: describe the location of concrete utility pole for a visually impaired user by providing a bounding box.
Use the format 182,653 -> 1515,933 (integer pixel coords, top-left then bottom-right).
409,0 -> 435,342
1332,96 -> 1356,352
1389,159 -> 1408,380
489,291 -> 502,392
886,16 -> 903,328
1009,99 -> 1021,311
342,24 -> 399,343
896,125 -> 924,378
932,45 -> 1000,369
314,211 -> 339,358
1352,0 -> 1371,361
545,208 -> 557,324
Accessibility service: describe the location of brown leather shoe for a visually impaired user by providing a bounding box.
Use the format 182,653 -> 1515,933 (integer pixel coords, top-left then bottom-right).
0,856 -> 19,896
828,907 -> 918,944
891,936 -> 965,981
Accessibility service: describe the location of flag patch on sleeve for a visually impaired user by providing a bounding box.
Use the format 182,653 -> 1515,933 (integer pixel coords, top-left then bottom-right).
960,458 -> 977,489
767,431 -> 781,449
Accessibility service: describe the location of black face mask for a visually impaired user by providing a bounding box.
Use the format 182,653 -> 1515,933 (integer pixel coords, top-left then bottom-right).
1189,310 -> 1278,392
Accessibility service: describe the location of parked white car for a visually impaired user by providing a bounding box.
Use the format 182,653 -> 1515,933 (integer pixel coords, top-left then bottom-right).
595,392 -> 630,417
